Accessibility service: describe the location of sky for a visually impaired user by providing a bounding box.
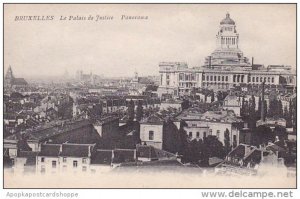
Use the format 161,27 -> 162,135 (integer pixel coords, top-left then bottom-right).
4,4 -> 296,78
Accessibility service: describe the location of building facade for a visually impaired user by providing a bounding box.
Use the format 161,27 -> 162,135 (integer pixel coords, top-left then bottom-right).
158,13 -> 296,96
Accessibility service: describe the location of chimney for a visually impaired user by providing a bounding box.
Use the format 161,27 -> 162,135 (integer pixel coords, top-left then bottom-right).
209,56 -> 212,68
261,81 -> 265,122
252,57 -> 254,66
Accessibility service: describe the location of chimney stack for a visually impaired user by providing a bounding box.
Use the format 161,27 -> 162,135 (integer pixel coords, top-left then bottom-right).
252,57 -> 254,66
261,81 -> 265,122
209,56 -> 212,68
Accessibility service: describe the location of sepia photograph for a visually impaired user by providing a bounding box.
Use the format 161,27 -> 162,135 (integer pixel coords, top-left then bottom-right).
2,3 -> 297,189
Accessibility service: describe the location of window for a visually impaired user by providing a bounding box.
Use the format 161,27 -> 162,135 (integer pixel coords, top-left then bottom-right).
82,158 -> 87,164
189,132 -> 192,138
166,81 -> 170,86
203,75 -> 205,81
222,76 -> 224,81
225,76 -> 228,82
52,161 -> 57,168
63,157 -> 67,163
218,76 -> 220,81
268,77 -> 270,82
210,76 -> 213,81
217,130 -> 220,138
252,77 -> 255,82
260,77 -> 263,82
214,76 -> 216,81
196,132 -> 200,138
41,157 -> 45,163
73,160 -> 78,168
203,132 -> 207,138
149,131 -> 154,140
256,77 -> 259,82
166,74 -> 170,80
192,123 -> 197,127
271,77 -> 274,83
82,166 -> 87,172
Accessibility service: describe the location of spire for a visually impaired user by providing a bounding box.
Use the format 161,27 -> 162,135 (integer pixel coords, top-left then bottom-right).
5,65 -> 14,80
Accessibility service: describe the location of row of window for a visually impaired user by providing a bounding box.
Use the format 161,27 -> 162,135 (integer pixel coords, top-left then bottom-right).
188,131 -> 207,138
188,131 -> 237,142
221,37 -> 236,45
179,73 -> 196,81
203,75 -> 229,82
41,163 -> 88,172
249,76 -> 274,83
179,82 -> 196,88
40,157 -> 88,167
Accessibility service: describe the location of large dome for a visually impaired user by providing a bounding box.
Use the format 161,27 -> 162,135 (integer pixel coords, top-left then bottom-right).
220,13 -> 235,25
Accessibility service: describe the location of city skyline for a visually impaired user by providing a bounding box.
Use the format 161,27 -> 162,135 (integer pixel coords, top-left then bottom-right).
4,4 -> 296,78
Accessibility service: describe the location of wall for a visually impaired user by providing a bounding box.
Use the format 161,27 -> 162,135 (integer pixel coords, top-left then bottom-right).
140,124 -> 163,149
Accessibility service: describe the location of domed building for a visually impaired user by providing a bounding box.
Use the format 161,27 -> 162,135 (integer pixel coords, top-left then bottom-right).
157,13 -> 296,96
204,13 -> 250,69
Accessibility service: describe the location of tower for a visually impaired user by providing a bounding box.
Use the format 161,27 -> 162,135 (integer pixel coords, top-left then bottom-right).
4,66 -> 15,87
216,13 -> 239,49
204,13 -> 250,68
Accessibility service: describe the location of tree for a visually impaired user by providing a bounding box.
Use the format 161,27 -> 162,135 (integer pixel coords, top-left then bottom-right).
253,125 -> 275,145
277,100 -> 283,118
248,95 -> 256,129
162,119 -> 181,154
136,100 -> 143,121
257,97 -> 262,119
203,135 -> 226,159
181,99 -> 190,110
178,121 -> 188,156
263,100 -> 268,119
274,125 -> 287,141
224,128 -> 231,153
211,92 -> 215,102
127,100 -> 135,121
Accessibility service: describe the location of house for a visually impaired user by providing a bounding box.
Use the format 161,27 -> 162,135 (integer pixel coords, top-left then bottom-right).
177,109 -> 246,147
215,143 -> 289,176
36,144 -> 61,174
223,95 -> 242,116
5,119 -> 100,153
59,143 -> 95,173
36,143 -> 96,174
139,115 -> 164,149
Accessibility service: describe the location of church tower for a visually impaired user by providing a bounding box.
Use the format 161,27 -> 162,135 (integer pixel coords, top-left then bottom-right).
4,66 -> 15,87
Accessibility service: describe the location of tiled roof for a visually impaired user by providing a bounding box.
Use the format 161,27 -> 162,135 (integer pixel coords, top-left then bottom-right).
113,149 -> 135,163
140,114 -> 164,125
91,149 -> 112,165
60,143 -> 95,157
39,144 -> 61,157
26,119 -> 91,142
